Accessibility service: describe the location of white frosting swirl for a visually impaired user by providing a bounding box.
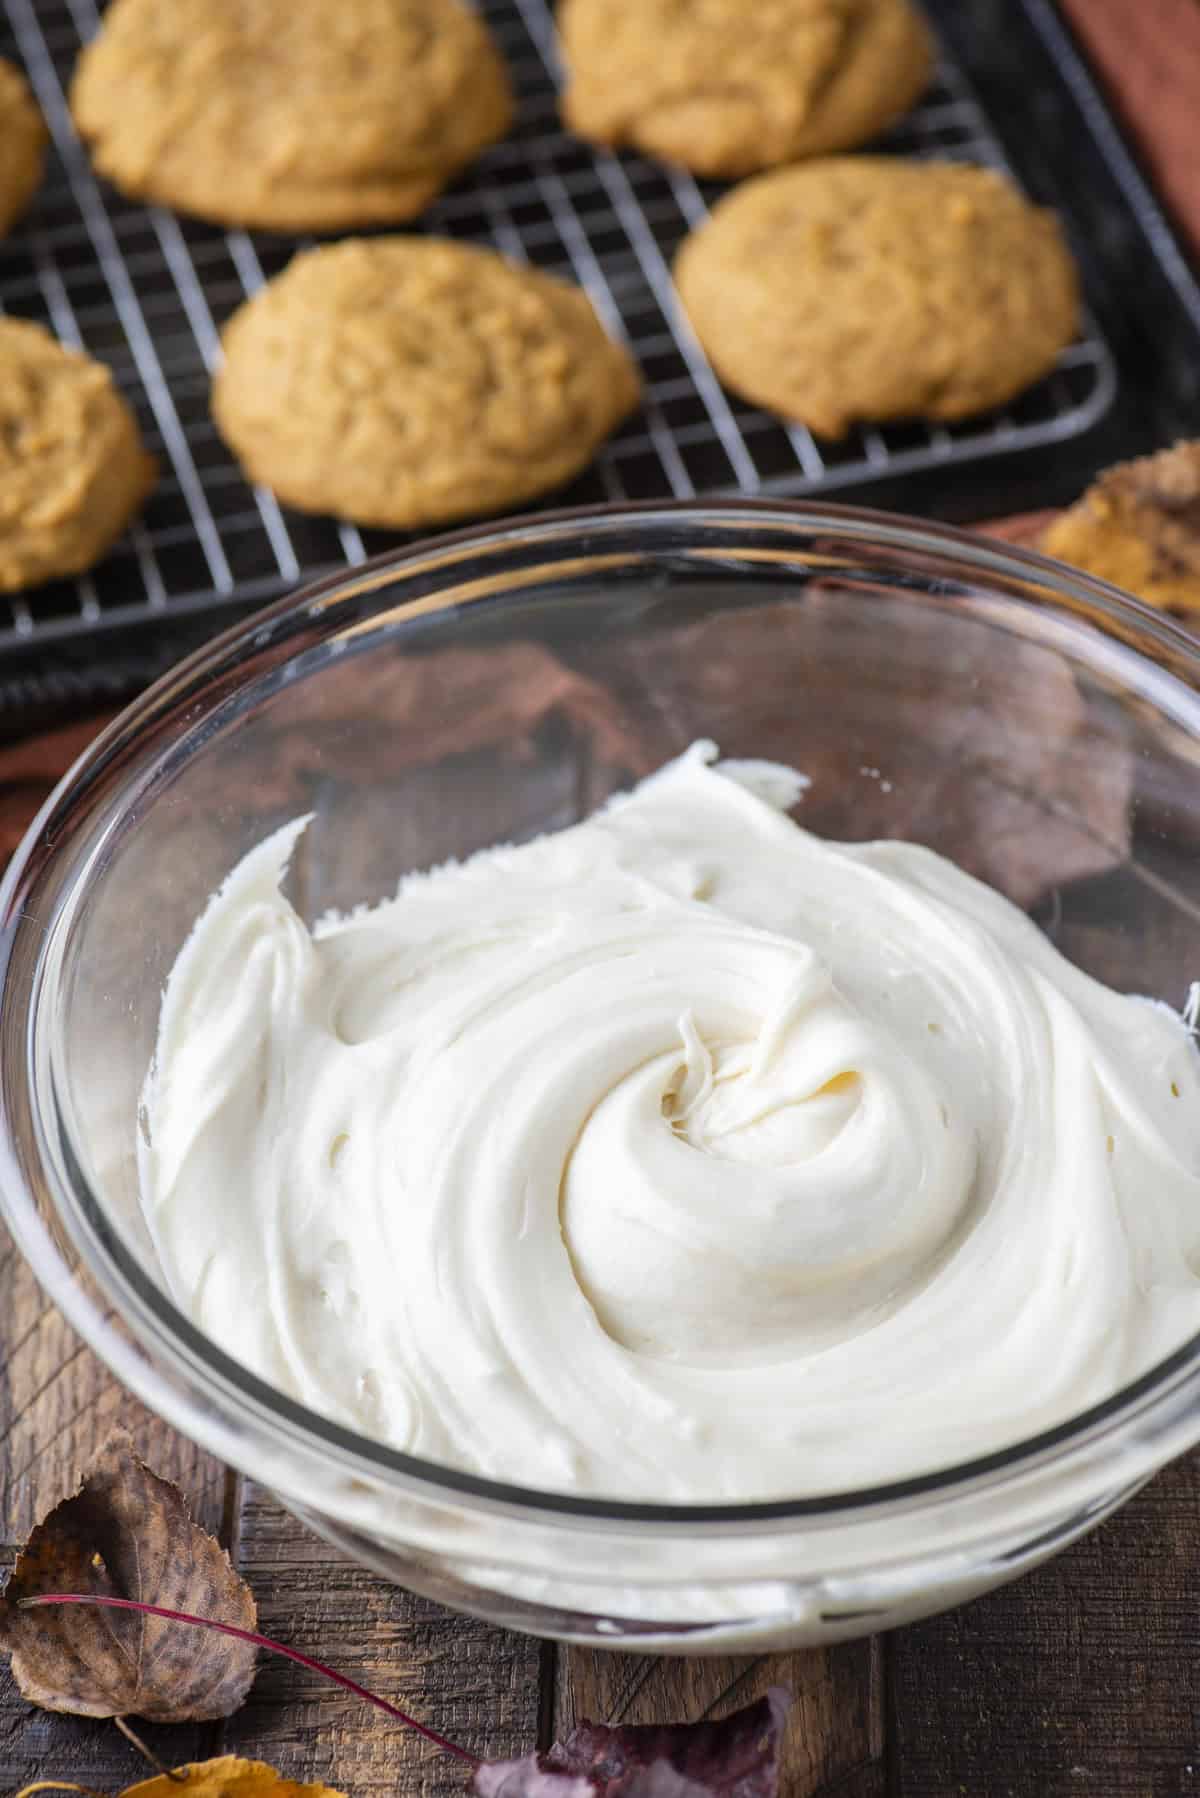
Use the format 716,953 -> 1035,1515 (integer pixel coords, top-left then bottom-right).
140,742 -> 1200,1498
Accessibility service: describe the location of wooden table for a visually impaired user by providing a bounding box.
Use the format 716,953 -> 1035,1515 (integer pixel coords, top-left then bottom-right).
4,6 -> 1200,1795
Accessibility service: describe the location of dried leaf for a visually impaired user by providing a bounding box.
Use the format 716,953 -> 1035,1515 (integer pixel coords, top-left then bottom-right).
473,1690 -> 790,1798
14,1759 -> 349,1798
12,1784 -> 108,1798
158,641 -> 636,823
121,1758 -> 347,1798
0,1432 -> 257,1722
580,595 -> 1133,909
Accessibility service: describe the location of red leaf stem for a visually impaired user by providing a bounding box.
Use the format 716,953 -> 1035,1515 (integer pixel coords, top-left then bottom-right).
17,1594 -> 479,1768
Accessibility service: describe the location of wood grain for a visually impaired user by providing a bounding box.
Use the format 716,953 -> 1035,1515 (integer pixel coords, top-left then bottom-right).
215,1486 -> 542,1798
0,1241 -> 230,1791
889,1452 -> 1200,1798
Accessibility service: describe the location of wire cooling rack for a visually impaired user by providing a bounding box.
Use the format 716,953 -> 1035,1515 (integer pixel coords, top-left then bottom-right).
0,0 -> 1117,656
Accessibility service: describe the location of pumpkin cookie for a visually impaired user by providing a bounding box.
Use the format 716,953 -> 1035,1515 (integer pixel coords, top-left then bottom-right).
674,158 -> 1080,438
1041,442 -> 1200,613
212,238 -> 641,528
69,0 -> 513,232
0,58 -> 47,238
0,318 -> 156,592
559,0 -> 934,176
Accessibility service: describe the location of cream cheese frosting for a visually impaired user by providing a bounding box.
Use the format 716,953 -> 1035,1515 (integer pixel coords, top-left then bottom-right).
139,741 -> 1200,1499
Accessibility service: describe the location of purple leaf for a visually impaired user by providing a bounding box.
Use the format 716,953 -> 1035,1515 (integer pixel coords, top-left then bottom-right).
473,1690 -> 791,1798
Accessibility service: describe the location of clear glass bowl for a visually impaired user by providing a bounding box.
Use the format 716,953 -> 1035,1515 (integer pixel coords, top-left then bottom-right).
4,500 -> 1200,1654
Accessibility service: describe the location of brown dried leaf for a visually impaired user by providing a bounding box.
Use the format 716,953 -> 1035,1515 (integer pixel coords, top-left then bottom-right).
0,1432 -> 257,1722
162,640 -> 637,823
121,1758 -> 347,1798
579,593 -> 1133,909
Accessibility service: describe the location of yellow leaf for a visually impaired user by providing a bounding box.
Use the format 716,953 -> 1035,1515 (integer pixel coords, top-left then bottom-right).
121,1758 -> 347,1798
13,1784 -> 106,1798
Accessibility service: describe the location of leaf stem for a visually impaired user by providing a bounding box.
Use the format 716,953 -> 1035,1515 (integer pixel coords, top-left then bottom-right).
17,1595 -> 479,1769
113,1716 -> 188,1782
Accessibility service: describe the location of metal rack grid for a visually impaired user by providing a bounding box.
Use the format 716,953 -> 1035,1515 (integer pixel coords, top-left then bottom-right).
0,0 -> 1117,655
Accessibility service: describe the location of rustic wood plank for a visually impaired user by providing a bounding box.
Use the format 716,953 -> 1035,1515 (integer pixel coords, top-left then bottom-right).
213,1485 -> 543,1798
554,1646 -> 884,1798
0,1260 -> 228,1548
888,1451 -> 1200,1798
0,1208 -> 542,1798
0,711 -> 120,862
0,1236 -> 232,1791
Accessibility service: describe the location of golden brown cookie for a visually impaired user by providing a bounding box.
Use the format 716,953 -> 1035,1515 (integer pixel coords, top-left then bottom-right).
69,0 -> 513,232
0,57 -> 47,238
1041,442 -> 1200,613
559,0 -> 934,176
674,158 -> 1080,438
0,318 -> 156,592
211,238 -> 641,528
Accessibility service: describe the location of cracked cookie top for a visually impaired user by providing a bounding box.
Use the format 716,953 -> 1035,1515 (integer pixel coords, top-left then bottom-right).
0,318 -> 155,591
0,58 -> 47,239
674,158 -> 1080,439
559,0 -> 933,176
70,0 -> 513,231
212,237 -> 641,528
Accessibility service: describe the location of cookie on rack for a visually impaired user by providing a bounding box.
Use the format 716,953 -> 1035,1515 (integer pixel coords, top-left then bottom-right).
69,0 -> 513,232
0,318 -> 156,592
558,0 -> 934,176
1041,441 -> 1200,613
212,238 -> 641,527
0,57 -> 48,238
673,158 -> 1080,439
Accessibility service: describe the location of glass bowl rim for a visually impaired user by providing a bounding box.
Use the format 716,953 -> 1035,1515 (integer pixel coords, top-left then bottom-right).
5,493 -> 1200,1532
